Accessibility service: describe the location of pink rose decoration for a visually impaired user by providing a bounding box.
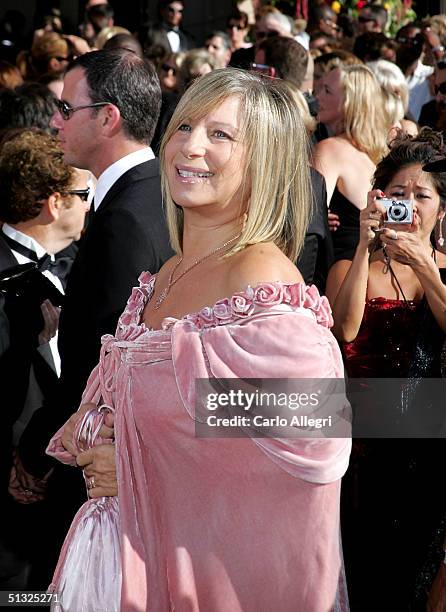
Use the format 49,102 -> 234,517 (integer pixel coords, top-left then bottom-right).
138,271 -> 153,287
230,292 -> 255,317
304,285 -> 321,312
284,283 -> 306,306
213,298 -> 233,323
198,306 -> 215,326
253,283 -> 283,306
315,296 -> 334,328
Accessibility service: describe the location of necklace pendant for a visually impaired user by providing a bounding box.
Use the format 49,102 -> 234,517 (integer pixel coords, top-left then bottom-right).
154,287 -> 169,310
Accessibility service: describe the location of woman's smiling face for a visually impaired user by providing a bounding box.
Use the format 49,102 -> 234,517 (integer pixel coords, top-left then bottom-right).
164,95 -> 248,218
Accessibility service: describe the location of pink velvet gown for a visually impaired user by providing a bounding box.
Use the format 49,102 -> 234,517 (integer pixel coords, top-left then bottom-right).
47,273 -> 351,612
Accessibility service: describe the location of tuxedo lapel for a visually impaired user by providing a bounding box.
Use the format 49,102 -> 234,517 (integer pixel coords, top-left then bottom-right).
0,233 -> 20,271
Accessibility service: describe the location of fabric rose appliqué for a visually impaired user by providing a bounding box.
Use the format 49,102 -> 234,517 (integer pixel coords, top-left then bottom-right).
213,298 -> 233,324
230,290 -> 255,317
253,283 -> 284,306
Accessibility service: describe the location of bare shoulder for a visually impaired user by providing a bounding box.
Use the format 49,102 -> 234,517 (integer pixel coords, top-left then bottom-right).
312,137 -> 347,173
314,136 -> 349,157
225,243 -> 303,295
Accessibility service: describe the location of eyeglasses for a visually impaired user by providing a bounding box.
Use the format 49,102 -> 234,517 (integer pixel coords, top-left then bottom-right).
256,30 -> 280,40
167,6 -> 183,13
396,35 -> 422,47
435,82 -> 446,95
55,98 -> 112,121
65,188 -> 90,202
227,23 -> 244,31
249,63 -> 277,78
161,63 -> 177,74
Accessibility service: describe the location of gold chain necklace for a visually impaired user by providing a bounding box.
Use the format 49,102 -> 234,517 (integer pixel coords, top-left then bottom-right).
154,232 -> 242,310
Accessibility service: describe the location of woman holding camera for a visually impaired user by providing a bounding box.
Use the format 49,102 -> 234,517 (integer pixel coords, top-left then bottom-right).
327,129 -> 446,610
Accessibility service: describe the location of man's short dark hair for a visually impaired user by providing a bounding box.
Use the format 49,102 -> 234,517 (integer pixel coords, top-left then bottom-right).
353,32 -> 390,62
86,4 -> 114,35
360,4 -> 388,28
206,31 -> 231,52
0,129 -> 75,224
103,33 -> 144,58
258,36 -> 308,89
158,0 -> 184,10
0,82 -> 57,132
68,49 -> 162,145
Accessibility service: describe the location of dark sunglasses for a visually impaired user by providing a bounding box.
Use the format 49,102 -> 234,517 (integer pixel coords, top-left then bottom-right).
227,23 -> 244,31
396,35 -> 423,47
65,188 -> 90,202
161,63 -> 177,75
256,30 -> 280,40
55,98 -> 111,121
249,63 -> 277,78
435,82 -> 446,95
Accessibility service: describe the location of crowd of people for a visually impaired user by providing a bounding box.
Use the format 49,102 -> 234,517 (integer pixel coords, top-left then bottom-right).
1,0 -> 446,610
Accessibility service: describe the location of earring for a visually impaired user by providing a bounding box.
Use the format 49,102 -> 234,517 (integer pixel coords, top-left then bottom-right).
439,215 -> 445,247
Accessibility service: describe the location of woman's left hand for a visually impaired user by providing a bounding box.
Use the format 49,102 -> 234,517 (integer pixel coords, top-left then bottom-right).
77,443 -> 118,498
379,219 -> 432,269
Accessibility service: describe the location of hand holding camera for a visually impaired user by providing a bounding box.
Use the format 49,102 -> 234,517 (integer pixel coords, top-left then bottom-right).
379,198 -> 414,224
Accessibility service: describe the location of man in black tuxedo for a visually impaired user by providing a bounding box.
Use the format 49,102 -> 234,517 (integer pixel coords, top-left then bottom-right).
141,0 -> 194,56
14,50 -> 173,586
0,129 -> 90,589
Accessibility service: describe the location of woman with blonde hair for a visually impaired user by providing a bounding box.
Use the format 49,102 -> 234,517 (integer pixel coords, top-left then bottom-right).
177,48 -> 215,92
367,58 -> 412,138
313,62 -> 390,261
46,68 -> 351,612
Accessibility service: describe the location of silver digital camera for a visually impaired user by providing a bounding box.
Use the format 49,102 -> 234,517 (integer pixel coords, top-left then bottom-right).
380,198 -> 413,224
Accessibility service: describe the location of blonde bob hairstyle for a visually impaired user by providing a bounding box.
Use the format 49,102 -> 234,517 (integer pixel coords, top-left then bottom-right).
339,64 -> 389,164
160,68 -> 312,263
366,59 -> 408,126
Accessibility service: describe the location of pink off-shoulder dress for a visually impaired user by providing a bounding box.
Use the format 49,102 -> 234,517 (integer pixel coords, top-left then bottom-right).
47,274 -> 351,612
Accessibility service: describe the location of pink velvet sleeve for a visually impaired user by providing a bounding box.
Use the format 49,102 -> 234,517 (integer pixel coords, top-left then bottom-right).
172,306 -> 352,484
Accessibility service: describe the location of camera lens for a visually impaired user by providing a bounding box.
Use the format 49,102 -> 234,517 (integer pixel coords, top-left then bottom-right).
389,203 -> 408,221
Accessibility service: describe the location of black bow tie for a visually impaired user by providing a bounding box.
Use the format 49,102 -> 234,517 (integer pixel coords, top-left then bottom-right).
38,254 -> 72,281
2,233 -> 70,283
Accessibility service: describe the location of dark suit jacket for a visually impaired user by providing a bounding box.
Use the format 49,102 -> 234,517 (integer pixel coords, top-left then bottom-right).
418,99 -> 437,129
0,235 -> 59,485
296,168 -> 333,293
20,158 -> 174,476
0,294 -> 8,357
143,21 -> 195,54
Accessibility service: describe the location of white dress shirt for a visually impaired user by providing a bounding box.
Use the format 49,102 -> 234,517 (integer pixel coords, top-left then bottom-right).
407,60 -> 434,121
93,147 -> 155,211
167,29 -> 181,53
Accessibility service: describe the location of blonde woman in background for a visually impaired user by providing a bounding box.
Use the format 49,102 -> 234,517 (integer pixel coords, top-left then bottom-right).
367,58 -> 418,138
313,63 -> 390,261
